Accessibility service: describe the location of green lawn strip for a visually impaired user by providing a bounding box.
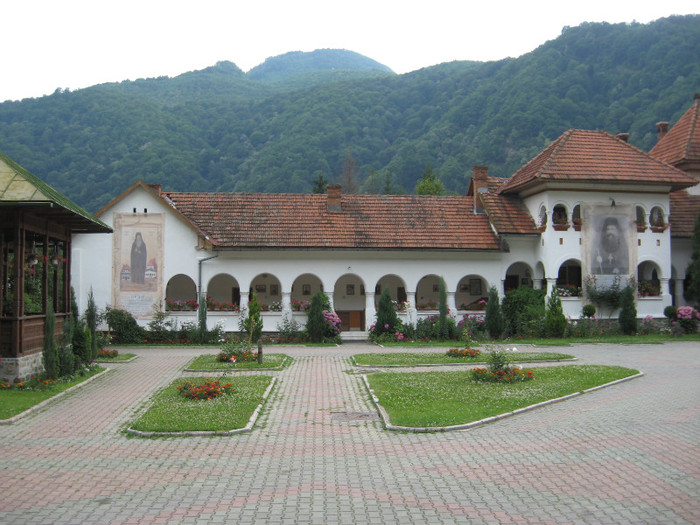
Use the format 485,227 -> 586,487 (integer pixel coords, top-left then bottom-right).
353,352 -> 573,367
0,367 -> 107,421
96,353 -> 137,362
365,365 -> 639,429
185,353 -> 291,371
377,333 -> 700,347
128,375 -> 274,434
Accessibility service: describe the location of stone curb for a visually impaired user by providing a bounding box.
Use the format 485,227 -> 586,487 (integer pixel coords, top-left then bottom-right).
362,371 -> 645,433
0,368 -> 111,425
125,376 -> 277,438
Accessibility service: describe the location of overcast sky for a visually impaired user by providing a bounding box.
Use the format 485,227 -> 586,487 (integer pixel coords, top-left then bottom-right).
1,1 -> 697,102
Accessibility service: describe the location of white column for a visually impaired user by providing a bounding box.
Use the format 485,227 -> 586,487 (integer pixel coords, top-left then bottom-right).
240,291 -> 250,316
447,291 -> 457,319
546,278 -> 557,296
281,291 -> 292,315
365,292 -> 376,328
326,291 -> 334,311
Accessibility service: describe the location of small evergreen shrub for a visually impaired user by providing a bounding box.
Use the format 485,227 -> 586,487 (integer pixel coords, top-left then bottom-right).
544,287 -> 567,338
663,305 -> 677,320
618,286 -> 638,335
484,286 -> 504,339
374,288 -> 400,336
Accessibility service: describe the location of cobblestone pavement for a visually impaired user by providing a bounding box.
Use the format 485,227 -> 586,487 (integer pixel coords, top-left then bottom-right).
1,342 -> 699,524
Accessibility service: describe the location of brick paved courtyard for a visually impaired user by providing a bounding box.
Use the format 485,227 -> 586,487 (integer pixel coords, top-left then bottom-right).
1,342 -> 699,524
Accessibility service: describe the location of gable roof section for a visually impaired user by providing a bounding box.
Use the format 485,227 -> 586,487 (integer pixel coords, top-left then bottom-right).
479,177 -> 539,235
164,192 -> 501,251
0,152 -> 111,233
95,180 -> 211,241
669,190 -> 700,238
498,129 -> 697,195
649,96 -> 700,168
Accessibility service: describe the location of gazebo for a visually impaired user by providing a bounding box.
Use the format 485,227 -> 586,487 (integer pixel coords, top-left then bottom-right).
0,153 -> 111,381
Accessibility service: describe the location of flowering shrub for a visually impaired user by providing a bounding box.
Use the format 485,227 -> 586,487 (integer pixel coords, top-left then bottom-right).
458,313 -> 486,338
165,298 -> 199,311
1,377 -> 56,390
676,306 -> 699,333
291,299 -> 310,311
640,315 -> 655,335
323,310 -> 342,336
177,379 -> 234,400
446,347 -> 481,358
97,348 -> 119,359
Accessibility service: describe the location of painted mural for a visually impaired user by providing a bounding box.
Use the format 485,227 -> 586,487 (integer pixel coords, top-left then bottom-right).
581,203 -> 636,288
112,213 -> 164,318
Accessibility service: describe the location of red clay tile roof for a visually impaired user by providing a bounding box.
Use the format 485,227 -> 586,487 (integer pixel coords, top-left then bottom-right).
498,129 -> 697,195
479,178 -> 539,235
669,190 -> 700,238
163,192 -> 502,251
649,97 -> 700,168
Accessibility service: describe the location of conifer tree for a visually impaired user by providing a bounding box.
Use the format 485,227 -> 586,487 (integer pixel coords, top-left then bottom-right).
618,285 -> 638,335
684,212 -> 700,306
484,286 -> 504,339
244,292 -> 263,344
306,291 -> 330,343
544,287 -> 567,338
375,288 -> 400,335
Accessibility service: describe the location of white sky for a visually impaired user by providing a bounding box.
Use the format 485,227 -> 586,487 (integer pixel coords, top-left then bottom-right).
1,1 -> 697,102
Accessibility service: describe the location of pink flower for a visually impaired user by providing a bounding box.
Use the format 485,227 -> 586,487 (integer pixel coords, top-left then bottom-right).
230,357 -> 236,362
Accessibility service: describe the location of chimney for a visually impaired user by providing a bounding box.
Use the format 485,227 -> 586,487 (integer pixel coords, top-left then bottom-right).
656,122 -> 669,141
472,166 -> 489,213
327,184 -> 342,212
616,132 -> 630,143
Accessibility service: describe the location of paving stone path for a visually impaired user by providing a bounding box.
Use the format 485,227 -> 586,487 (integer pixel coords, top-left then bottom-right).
1,342 -> 699,524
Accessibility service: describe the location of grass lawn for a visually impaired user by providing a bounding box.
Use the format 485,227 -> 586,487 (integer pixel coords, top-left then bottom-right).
353,351 -> 573,366
378,333 -> 700,347
129,375 -> 274,433
97,353 -> 136,362
0,367 -> 105,420
186,353 -> 291,370
366,365 -> 639,429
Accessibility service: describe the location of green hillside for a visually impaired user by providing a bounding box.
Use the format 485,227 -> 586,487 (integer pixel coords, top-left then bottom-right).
0,16 -> 699,212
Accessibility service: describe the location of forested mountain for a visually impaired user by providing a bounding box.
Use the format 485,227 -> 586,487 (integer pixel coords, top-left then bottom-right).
1,16 -> 699,212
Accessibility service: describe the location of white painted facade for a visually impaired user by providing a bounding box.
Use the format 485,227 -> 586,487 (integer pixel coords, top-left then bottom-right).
72,180 -> 693,336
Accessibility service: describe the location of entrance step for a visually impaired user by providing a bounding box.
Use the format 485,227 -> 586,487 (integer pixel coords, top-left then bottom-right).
340,331 -> 369,342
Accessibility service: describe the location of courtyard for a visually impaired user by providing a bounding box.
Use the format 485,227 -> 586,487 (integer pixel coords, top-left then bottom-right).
1,341 -> 699,524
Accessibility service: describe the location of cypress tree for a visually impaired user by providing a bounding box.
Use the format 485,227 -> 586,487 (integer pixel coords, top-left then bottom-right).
306,291 -> 329,343
42,303 -> 59,378
86,288 -> 98,360
618,285 -> 638,335
544,287 -> 567,338
484,286 -> 504,339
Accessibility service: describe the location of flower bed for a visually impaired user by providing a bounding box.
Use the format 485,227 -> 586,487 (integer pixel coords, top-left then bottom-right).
176,378 -> 234,400
291,299 -> 310,311
97,348 -> 119,359
1,376 -> 56,391
165,298 -> 198,311
446,348 -> 481,358
471,367 -> 534,382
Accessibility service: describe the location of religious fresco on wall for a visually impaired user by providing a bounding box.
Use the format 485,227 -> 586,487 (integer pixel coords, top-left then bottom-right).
112,213 -> 164,319
581,203 -> 636,288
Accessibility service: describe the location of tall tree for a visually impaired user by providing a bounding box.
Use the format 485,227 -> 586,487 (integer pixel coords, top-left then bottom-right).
684,212 -> 700,306
414,164 -> 444,195
311,171 -> 328,194
340,148 -> 360,194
